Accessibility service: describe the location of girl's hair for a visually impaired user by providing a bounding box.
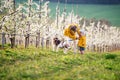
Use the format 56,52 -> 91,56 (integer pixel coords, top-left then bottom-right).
80,30 -> 86,36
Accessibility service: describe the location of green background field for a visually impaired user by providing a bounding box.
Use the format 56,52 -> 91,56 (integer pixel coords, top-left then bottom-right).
15,0 -> 120,27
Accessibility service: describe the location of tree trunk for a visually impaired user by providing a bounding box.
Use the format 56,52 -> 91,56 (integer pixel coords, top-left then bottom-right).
25,34 -> 29,48
2,32 -> 6,48
10,34 -> 15,48
41,37 -> 44,49
36,32 -> 40,48
46,38 -> 49,49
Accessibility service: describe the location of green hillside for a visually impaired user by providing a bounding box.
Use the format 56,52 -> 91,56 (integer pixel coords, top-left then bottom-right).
49,3 -> 120,27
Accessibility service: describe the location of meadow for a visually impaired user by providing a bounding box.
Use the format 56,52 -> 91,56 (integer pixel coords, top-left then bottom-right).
0,47 -> 120,80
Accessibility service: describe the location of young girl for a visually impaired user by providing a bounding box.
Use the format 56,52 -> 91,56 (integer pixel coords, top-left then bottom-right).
77,30 -> 86,54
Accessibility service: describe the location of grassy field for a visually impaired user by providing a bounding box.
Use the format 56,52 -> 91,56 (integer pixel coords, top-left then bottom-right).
0,48 -> 120,80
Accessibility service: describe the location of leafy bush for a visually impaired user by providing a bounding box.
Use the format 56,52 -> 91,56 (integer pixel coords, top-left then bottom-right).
105,54 -> 117,59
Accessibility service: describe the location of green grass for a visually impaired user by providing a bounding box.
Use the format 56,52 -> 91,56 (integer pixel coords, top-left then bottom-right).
0,48 -> 120,80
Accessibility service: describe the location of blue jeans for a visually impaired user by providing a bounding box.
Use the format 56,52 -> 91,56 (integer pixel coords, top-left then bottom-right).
78,46 -> 85,51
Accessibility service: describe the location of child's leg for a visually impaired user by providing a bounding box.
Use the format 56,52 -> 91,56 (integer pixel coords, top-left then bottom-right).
80,47 -> 85,54
80,50 -> 84,54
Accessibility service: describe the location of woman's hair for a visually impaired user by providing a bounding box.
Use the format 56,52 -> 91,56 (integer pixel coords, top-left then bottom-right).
70,26 -> 77,32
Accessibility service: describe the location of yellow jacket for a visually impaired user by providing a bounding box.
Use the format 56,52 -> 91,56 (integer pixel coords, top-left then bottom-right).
64,24 -> 80,40
78,36 -> 86,48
